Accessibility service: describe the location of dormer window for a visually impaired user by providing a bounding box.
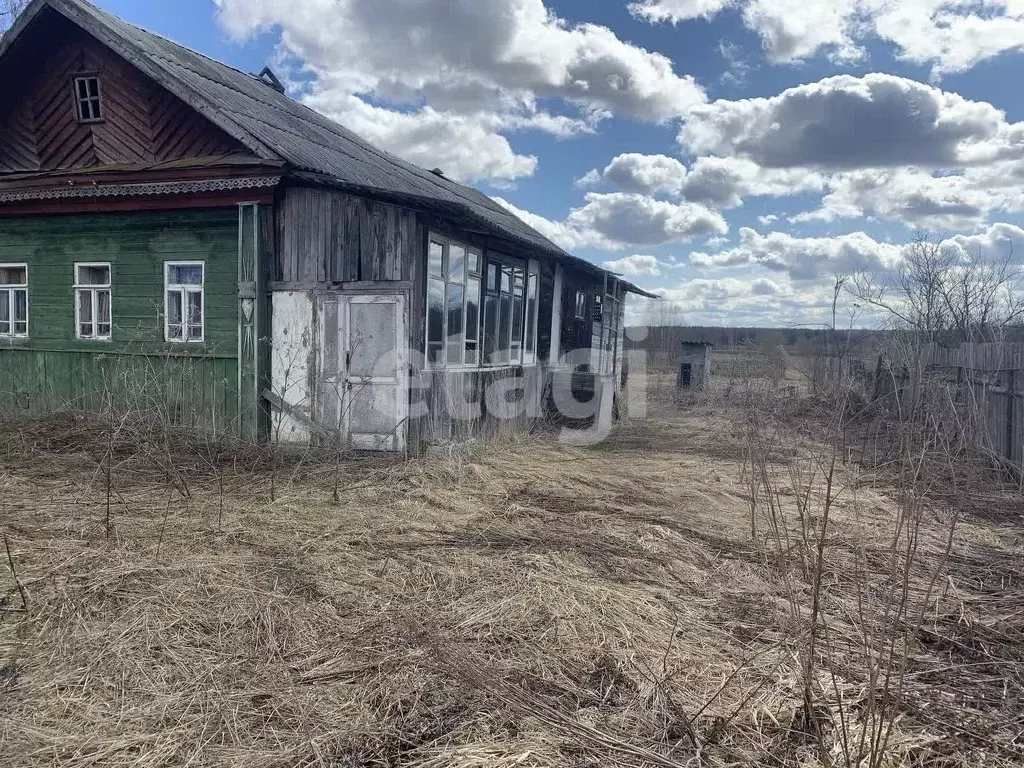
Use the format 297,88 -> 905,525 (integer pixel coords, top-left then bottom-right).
73,76 -> 102,122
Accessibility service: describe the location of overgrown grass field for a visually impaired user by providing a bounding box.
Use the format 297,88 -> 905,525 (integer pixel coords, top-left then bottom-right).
1,389 -> 1022,766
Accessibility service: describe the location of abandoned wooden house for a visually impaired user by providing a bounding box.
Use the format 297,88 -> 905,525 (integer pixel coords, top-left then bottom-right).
0,0 -> 654,452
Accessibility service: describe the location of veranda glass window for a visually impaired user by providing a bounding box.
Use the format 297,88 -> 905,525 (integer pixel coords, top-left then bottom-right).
482,258 -> 538,365
0,264 -> 28,338
74,263 -> 111,339
425,236 -> 482,367
524,261 -> 539,364
165,262 -> 204,342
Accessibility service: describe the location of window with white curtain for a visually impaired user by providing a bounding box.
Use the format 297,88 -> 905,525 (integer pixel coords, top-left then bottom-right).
165,261 -> 204,342
0,264 -> 28,338
74,263 -> 112,340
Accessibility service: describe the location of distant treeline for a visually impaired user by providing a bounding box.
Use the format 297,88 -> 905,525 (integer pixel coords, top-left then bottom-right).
625,324 -> 1024,370
626,326 -> 880,354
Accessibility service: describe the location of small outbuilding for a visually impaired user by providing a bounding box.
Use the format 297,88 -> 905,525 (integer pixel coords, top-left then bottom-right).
677,341 -> 713,391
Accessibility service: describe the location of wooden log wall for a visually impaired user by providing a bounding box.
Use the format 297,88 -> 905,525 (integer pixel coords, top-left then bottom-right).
0,14 -> 244,173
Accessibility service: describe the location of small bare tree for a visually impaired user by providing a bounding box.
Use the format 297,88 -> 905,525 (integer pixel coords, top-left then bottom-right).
853,230 -> 1023,343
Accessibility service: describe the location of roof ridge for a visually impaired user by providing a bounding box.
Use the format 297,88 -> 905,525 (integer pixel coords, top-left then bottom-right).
58,0 -> 264,83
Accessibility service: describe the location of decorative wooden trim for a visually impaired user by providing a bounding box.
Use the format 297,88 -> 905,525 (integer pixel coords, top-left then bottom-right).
0,175 -> 279,203
0,189 -> 276,216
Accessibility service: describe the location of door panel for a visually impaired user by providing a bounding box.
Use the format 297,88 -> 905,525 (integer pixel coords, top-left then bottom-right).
343,294 -> 408,452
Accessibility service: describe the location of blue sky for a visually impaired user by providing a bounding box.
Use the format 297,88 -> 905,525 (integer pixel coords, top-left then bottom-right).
73,1 -> 1024,325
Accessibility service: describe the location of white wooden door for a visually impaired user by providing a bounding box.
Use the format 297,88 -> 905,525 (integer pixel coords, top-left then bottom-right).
340,293 -> 408,452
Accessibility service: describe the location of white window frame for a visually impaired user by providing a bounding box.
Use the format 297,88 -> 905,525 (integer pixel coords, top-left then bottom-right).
164,261 -> 205,343
73,262 -> 112,341
424,234 -> 482,369
482,257 -> 534,366
574,289 -> 587,320
523,258 -> 540,366
72,75 -> 103,122
0,263 -> 29,339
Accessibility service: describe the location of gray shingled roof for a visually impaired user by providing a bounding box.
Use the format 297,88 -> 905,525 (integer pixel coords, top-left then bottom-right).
1,0 -> 657,297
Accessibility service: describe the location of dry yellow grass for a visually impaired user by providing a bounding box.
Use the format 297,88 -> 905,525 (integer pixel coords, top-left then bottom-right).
0,397 -> 1021,767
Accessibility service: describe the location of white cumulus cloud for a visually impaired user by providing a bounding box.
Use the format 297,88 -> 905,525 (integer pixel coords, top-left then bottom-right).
603,254 -> 664,276
689,227 -> 905,280
215,0 -> 707,183
578,153 -> 688,196
630,0 -> 1024,75
679,74 -> 1020,171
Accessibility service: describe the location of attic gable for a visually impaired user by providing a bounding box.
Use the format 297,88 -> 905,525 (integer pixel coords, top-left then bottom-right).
0,8 -> 251,174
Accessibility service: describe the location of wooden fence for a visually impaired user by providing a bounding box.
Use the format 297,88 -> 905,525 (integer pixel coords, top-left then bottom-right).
875,343 -> 1023,473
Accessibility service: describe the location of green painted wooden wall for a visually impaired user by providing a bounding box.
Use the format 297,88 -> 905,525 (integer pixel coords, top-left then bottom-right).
0,209 -> 241,430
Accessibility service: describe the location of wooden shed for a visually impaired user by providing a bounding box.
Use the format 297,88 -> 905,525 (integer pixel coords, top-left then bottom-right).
677,341 -> 713,391
0,0 -> 655,452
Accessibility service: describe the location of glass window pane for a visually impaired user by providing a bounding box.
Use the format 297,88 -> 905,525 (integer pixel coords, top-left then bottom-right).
446,282 -> 465,365
447,282 -> 465,338
465,343 -> 478,366
526,274 -> 537,354
77,265 -> 110,286
88,78 -> 99,98
498,292 -> 511,363
427,277 -> 445,344
428,240 -> 444,278
483,294 -> 497,364
465,277 -> 480,342
468,250 -> 481,275
448,244 -> 466,283
0,266 -> 26,285
513,267 -> 525,290
167,291 -> 183,339
78,290 -> 92,325
501,266 -> 511,294
487,263 -> 499,292
512,291 -> 524,345
187,291 -> 203,339
13,290 -> 26,323
169,264 -> 203,285
77,78 -> 88,99
98,290 -> 111,324
0,292 -> 9,323
428,342 -> 443,365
